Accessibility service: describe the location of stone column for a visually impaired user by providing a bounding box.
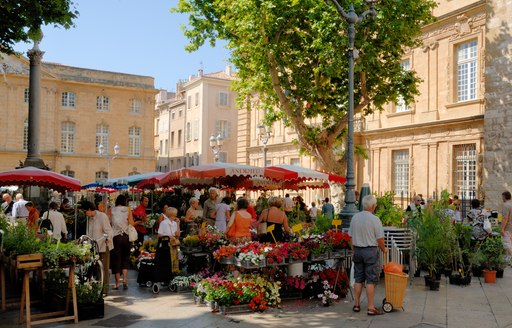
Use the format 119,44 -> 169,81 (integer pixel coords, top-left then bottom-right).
483,0 -> 512,209
24,41 -> 47,169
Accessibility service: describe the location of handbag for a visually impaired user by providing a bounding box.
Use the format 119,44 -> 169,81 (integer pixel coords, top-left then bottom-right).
128,224 -> 138,242
169,237 -> 180,246
257,209 -> 269,235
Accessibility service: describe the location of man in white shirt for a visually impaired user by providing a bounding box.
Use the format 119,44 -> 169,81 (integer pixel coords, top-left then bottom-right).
12,193 -> 29,220
283,194 -> 294,213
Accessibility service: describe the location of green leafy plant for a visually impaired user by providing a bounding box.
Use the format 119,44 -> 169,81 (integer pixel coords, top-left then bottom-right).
3,222 -> 41,255
375,192 -> 405,227
310,213 -> 332,234
76,281 -> 103,304
45,268 -> 68,297
473,236 -> 506,271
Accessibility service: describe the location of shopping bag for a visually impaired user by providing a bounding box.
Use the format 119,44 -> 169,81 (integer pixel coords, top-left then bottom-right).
483,217 -> 492,234
128,224 -> 138,242
257,221 -> 268,235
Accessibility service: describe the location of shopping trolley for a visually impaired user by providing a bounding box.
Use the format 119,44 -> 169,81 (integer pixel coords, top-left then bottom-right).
382,271 -> 409,312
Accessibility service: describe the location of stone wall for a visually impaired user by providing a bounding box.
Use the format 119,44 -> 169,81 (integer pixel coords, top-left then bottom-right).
483,0 -> 512,209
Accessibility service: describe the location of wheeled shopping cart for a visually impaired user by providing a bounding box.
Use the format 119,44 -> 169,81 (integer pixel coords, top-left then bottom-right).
382,271 -> 409,312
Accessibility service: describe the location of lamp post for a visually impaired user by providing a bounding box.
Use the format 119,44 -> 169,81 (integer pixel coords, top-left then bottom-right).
258,124 -> 272,167
209,133 -> 223,162
329,0 -> 377,227
98,143 -> 120,179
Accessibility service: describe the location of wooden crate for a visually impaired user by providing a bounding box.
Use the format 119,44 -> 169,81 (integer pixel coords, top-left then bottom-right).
16,253 -> 43,269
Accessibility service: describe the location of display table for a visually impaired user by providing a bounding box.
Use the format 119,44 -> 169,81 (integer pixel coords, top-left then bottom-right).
17,254 -> 78,327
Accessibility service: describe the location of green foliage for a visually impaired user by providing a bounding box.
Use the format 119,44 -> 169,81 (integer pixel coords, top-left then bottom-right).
375,192 -> 404,227
45,268 -> 67,297
75,281 -> 102,304
414,207 -> 453,278
311,213 -> 332,234
0,0 -> 79,54
3,222 -> 41,255
173,0 -> 436,171
473,236 -> 506,271
40,240 -> 91,268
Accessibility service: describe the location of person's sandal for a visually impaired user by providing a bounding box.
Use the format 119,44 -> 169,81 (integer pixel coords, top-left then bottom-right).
352,305 -> 361,313
367,308 -> 384,316
123,283 -> 128,290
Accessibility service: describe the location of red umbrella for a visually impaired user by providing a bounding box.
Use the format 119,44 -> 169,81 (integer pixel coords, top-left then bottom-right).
266,164 -> 346,185
0,166 -> 81,192
158,163 -> 298,188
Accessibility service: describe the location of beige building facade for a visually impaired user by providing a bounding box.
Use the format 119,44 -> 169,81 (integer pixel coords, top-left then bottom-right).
155,67 -> 238,171
358,0 -> 487,208
0,54 -> 157,184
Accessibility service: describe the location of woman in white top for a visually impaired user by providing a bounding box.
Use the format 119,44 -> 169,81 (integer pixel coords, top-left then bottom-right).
156,207 -> 181,279
41,201 -> 68,240
109,195 -> 134,290
215,197 -> 231,232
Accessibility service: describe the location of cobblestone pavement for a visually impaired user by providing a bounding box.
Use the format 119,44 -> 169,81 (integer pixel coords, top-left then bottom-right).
2,267 -> 512,328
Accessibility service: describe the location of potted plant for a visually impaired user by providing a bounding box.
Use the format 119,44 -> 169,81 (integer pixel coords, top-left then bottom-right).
474,235 -> 505,283
414,202 -> 452,290
75,281 -> 104,320
182,235 -> 202,253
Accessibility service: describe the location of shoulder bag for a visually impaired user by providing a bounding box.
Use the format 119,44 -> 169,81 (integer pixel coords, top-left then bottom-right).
128,224 -> 138,242
257,209 -> 269,235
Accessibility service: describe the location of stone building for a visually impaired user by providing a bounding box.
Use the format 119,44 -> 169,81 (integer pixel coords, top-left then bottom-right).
357,0 -> 489,208
154,66 -> 237,170
0,54 -> 157,184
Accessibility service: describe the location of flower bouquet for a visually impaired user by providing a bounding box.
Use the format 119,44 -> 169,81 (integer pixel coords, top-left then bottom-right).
265,244 -> 289,265
199,227 -> 228,252
325,230 -> 351,258
182,235 -> 202,253
304,235 -> 329,261
213,245 -> 238,264
237,251 -> 266,268
317,280 -> 339,306
286,242 -> 310,262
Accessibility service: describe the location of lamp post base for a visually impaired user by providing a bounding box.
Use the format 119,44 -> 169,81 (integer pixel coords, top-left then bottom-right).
339,207 -> 359,229
22,158 -> 48,170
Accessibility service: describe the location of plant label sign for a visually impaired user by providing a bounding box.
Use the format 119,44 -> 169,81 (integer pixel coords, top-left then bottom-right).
332,219 -> 342,232
292,223 -> 303,236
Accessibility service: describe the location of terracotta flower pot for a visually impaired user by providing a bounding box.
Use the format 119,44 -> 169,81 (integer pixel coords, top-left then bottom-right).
483,269 -> 497,283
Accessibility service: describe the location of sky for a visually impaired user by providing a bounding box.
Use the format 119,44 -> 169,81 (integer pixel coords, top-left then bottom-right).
13,0 -> 231,92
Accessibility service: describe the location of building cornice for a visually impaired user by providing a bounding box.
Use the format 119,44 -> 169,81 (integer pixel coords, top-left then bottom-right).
360,114 -> 484,137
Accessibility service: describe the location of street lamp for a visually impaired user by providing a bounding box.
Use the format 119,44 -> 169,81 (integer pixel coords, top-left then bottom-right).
209,133 -> 223,162
258,124 -> 272,167
98,142 -> 120,179
329,0 -> 377,226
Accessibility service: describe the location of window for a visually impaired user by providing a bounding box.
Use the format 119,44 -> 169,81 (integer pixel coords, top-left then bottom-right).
60,169 -> 75,178
95,171 -> 108,181
164,139 -> 168,155
171,131 -> 175,148
97,96 -> 110,112
159,140 -> 163,156
395,59 -> 410,112
457,41 -> 478,102
290,158 -> 300,166
179,108 -> 183,117
453,144 -> 476,199
61,122 -> 75,153
128,126 -> 141,156
187,95 -> 192,109
129,98 -> 142,114
23,119 -> 28,151
193,120 -> 199,140
195,92 -> 199,106
392,150 -> 409,195
95,124 -> 109,154
171,110 -> 176,120
61,92 -> 76,108
178,130 -> 182,147
215,120 -> 231,139
219,92 -> 228,107
24,88 -> 29,103
186,122 -> 192,142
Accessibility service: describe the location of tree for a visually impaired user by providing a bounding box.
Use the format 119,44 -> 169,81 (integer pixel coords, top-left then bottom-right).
173,0 -> 436,173
0,0 -> 78,54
